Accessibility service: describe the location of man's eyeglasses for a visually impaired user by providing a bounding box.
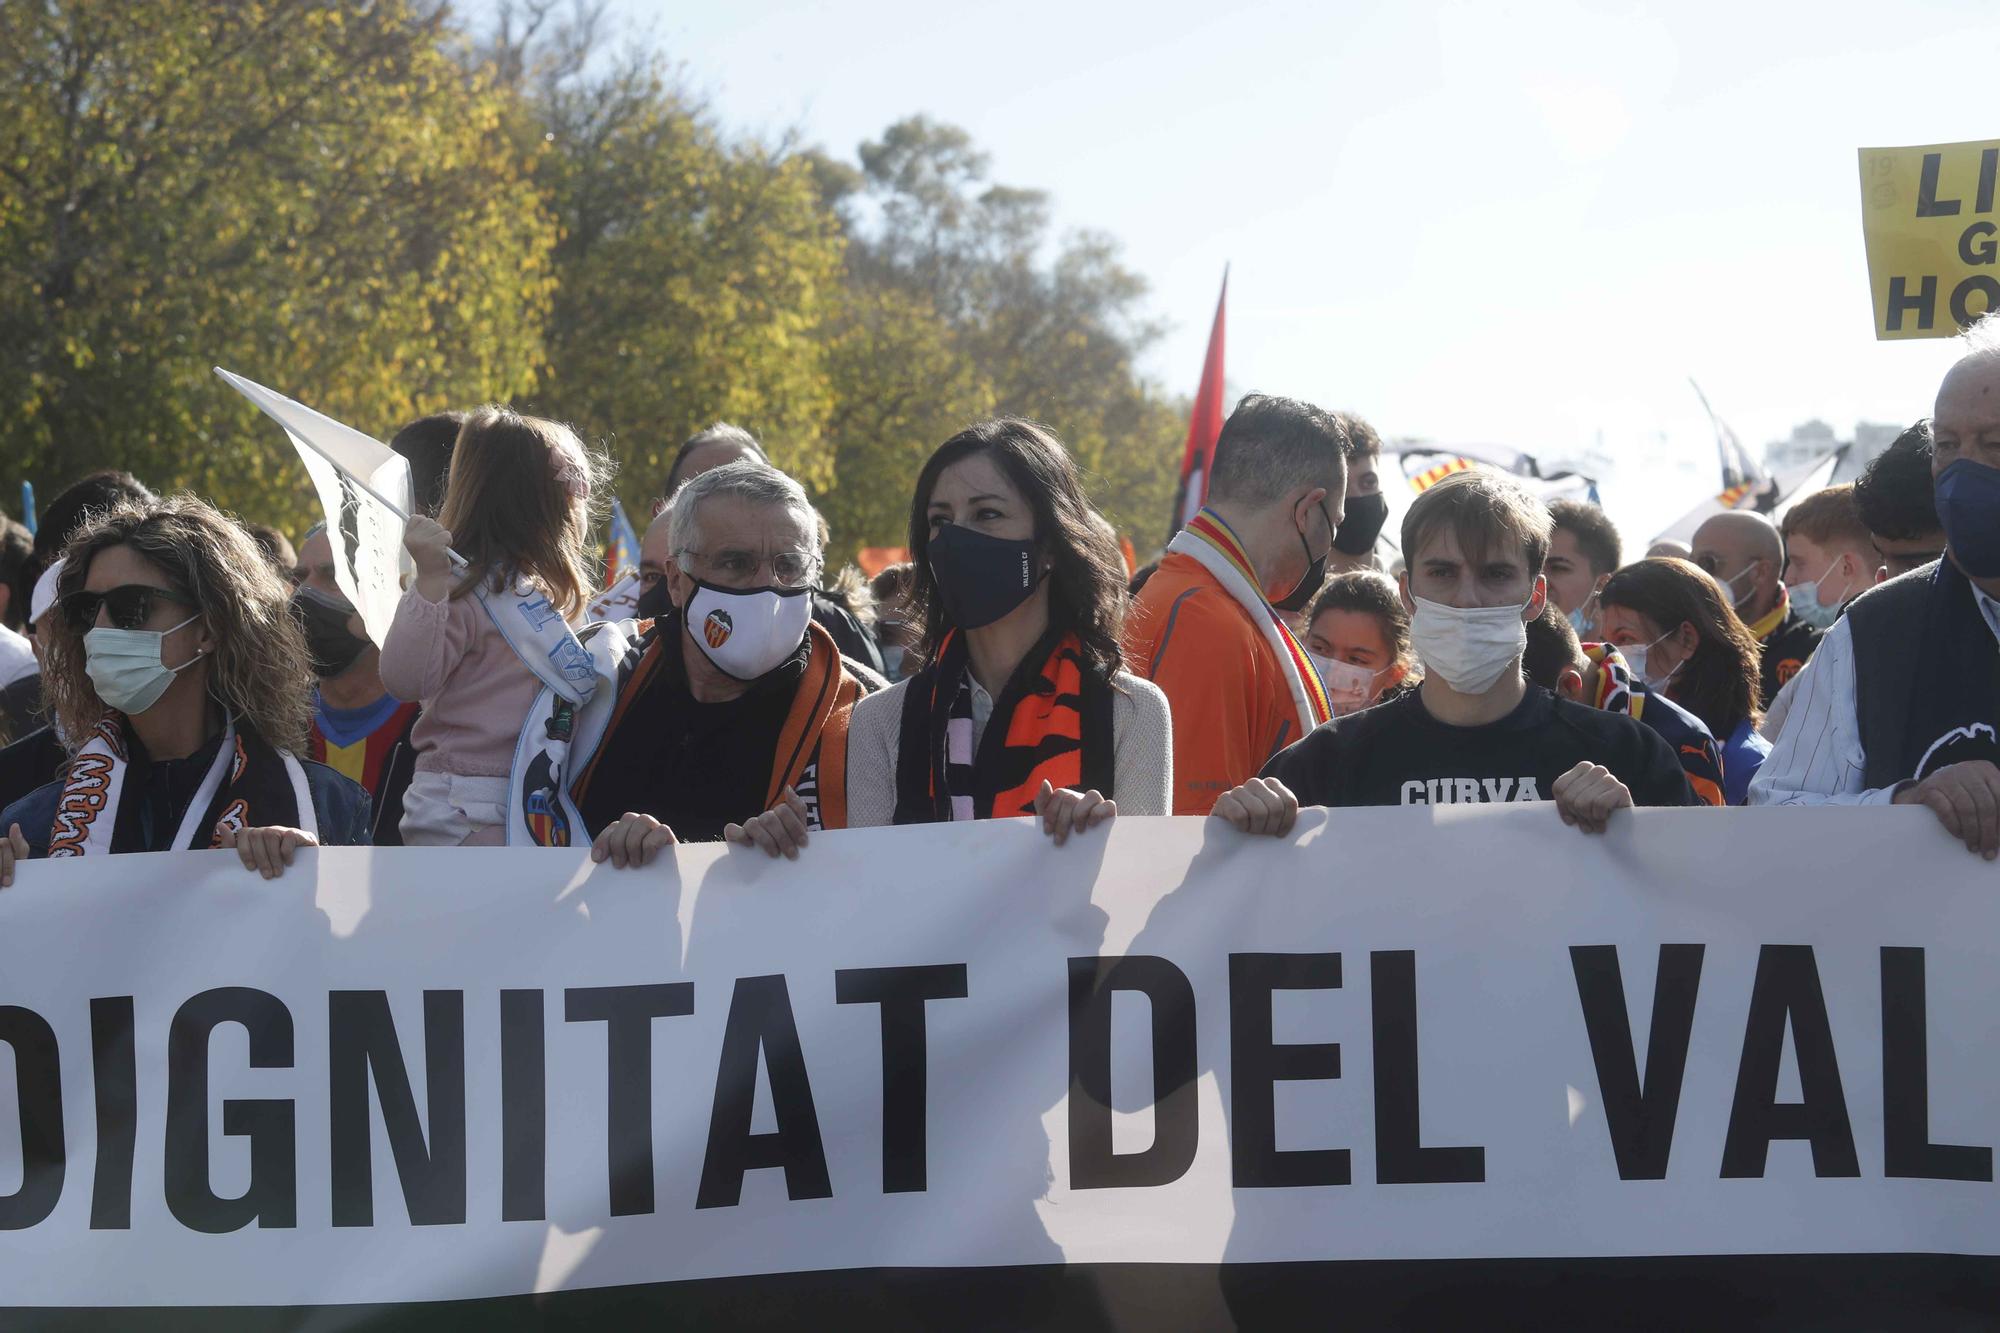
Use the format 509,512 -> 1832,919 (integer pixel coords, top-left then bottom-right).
676,547 -> 821,589
60,584 -> 196,633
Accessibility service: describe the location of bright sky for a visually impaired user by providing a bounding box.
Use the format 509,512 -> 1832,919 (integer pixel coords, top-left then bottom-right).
604,0 -> 1991,539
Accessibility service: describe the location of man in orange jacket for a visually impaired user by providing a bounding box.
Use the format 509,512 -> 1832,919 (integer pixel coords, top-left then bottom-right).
1126,394 -> 1349,813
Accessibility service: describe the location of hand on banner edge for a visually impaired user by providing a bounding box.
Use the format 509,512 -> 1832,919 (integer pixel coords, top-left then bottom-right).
724,786 -> 812,860
1893,760 -> 2000,860
592,811 -> 678,869
1552,761 -> 1632,835
1210,777 -> 1299,838
218,825 -> 319,880
1033,780 -> 1116,847
0,823 -> 26,888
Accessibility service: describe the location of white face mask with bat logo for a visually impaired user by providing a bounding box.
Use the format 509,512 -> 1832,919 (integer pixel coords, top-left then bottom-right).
682,580 -> 812,681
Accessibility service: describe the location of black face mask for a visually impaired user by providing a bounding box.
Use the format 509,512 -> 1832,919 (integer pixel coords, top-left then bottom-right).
928,523 -> 1044,629
1273,501 -> 1333,614
1331,492 -> 1389,556
635,576 -> 676,622
289,589 -> 370,679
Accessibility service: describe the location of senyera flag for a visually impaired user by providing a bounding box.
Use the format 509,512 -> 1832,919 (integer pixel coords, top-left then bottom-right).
215,368 -> 416,650
1165,267 -> 1228,546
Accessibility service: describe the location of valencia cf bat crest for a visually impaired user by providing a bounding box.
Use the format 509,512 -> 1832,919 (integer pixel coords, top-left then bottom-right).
705,608 -> 733,648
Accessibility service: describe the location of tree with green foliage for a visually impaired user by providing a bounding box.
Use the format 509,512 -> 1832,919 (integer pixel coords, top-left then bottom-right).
839,115 -> 1185,549
0,0 -> 557,530
492,4 -> 845,513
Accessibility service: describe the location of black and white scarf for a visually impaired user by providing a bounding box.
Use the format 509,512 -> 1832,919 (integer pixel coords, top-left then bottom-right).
48,715 -> 314,856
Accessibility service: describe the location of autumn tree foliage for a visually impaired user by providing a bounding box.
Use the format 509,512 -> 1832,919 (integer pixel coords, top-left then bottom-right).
0,1 -> 1186,553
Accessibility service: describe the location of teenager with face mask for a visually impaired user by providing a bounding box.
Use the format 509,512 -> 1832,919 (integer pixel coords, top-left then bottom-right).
0,497 -> 370,886
1211,471 -> 1692,840
1778,485 -> 1875,631
289,524 -> 420,844
1303,570 -> 1414,715
507,461 -> 869,865
810,419 -> 1170,850
1545,499 -> 1623,638
1596,558 -> 1768,805
1127,394 -> 1345,814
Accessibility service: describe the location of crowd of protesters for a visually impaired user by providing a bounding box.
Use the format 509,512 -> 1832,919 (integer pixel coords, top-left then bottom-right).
1,314 -> 1997,885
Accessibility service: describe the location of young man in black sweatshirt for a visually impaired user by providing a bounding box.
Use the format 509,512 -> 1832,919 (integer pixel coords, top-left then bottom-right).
1213,470 -> 1695,836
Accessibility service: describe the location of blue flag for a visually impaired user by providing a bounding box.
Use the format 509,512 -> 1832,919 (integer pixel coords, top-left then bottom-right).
604,498 -> 639,586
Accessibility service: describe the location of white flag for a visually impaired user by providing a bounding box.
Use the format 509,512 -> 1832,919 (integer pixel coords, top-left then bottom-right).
216,368 -> 415,649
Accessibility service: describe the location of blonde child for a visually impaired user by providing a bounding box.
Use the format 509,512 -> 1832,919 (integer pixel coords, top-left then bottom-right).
380,407 -> 598,846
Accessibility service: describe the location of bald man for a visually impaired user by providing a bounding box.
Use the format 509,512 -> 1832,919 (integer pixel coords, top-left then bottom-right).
1691,509 -> 1819,705
1752,315 -> 2000,860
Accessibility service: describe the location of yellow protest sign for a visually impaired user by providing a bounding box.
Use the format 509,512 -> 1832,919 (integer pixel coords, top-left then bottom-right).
1859,140 -> 2000,339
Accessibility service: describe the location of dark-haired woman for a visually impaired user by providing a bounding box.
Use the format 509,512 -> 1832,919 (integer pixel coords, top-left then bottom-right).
844,418 -> 1170,839
1597,557 -> 1770,805
0,496 -> 370,884
727,420 -> 1171,855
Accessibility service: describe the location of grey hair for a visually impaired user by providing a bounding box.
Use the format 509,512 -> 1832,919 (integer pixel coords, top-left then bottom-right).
1962,310 -> 2000,361
665,459 -> 823,564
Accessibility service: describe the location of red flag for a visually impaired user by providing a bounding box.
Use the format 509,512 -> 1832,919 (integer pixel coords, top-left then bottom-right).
1167,267 -> 1228,543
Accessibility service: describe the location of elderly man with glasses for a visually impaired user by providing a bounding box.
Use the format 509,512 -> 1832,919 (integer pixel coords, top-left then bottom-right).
506,461 -> 871,864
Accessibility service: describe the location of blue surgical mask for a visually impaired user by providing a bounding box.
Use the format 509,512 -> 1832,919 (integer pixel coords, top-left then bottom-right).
1788,558 -> 1846,631
1567,589 -> 1600,640
83,613 -> 204,715
1936,458 -> 2000,579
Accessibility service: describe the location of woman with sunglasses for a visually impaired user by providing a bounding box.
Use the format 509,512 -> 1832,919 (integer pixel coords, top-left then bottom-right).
0,497 -> 370,885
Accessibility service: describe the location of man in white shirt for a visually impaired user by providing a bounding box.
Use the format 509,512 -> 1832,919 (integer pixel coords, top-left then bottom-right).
1750,318 -> 2000,860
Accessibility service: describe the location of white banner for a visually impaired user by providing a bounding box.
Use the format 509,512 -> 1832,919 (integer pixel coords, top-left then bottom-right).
1,809 -> 1997,1325
216,368 -> 416,649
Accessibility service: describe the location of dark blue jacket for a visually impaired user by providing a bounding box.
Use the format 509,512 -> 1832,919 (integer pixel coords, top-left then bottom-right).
1,759 -> 371,856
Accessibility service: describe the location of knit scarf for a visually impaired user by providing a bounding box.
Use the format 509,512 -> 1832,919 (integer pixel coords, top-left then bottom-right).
1582,642 -> 1725,807
1167,508 -> 1332,734
48,715 -> 313,856
892,626 -> 1114,823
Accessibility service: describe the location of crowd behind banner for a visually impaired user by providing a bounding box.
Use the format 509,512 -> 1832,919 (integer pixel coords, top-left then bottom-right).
0,312 -> 1996,883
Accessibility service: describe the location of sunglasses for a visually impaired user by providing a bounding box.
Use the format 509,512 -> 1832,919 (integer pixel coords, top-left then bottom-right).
60,584 -> 196,633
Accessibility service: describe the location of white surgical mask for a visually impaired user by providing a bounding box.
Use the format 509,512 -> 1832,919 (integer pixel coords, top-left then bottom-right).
1619,627 -> 1683,690
682,581 -> 812,681
1307,651 -> 1381,716
1788,558 -> 1846,631
83,614 -> 204,715
1408,595 -> 1529,695
1722,562 -> 1759,612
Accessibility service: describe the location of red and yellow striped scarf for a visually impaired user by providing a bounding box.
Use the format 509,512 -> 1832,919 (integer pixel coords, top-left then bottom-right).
1183,509 -> 1333,726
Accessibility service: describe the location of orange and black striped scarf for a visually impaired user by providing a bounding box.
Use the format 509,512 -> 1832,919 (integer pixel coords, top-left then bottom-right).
892,627 -> 1114,823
